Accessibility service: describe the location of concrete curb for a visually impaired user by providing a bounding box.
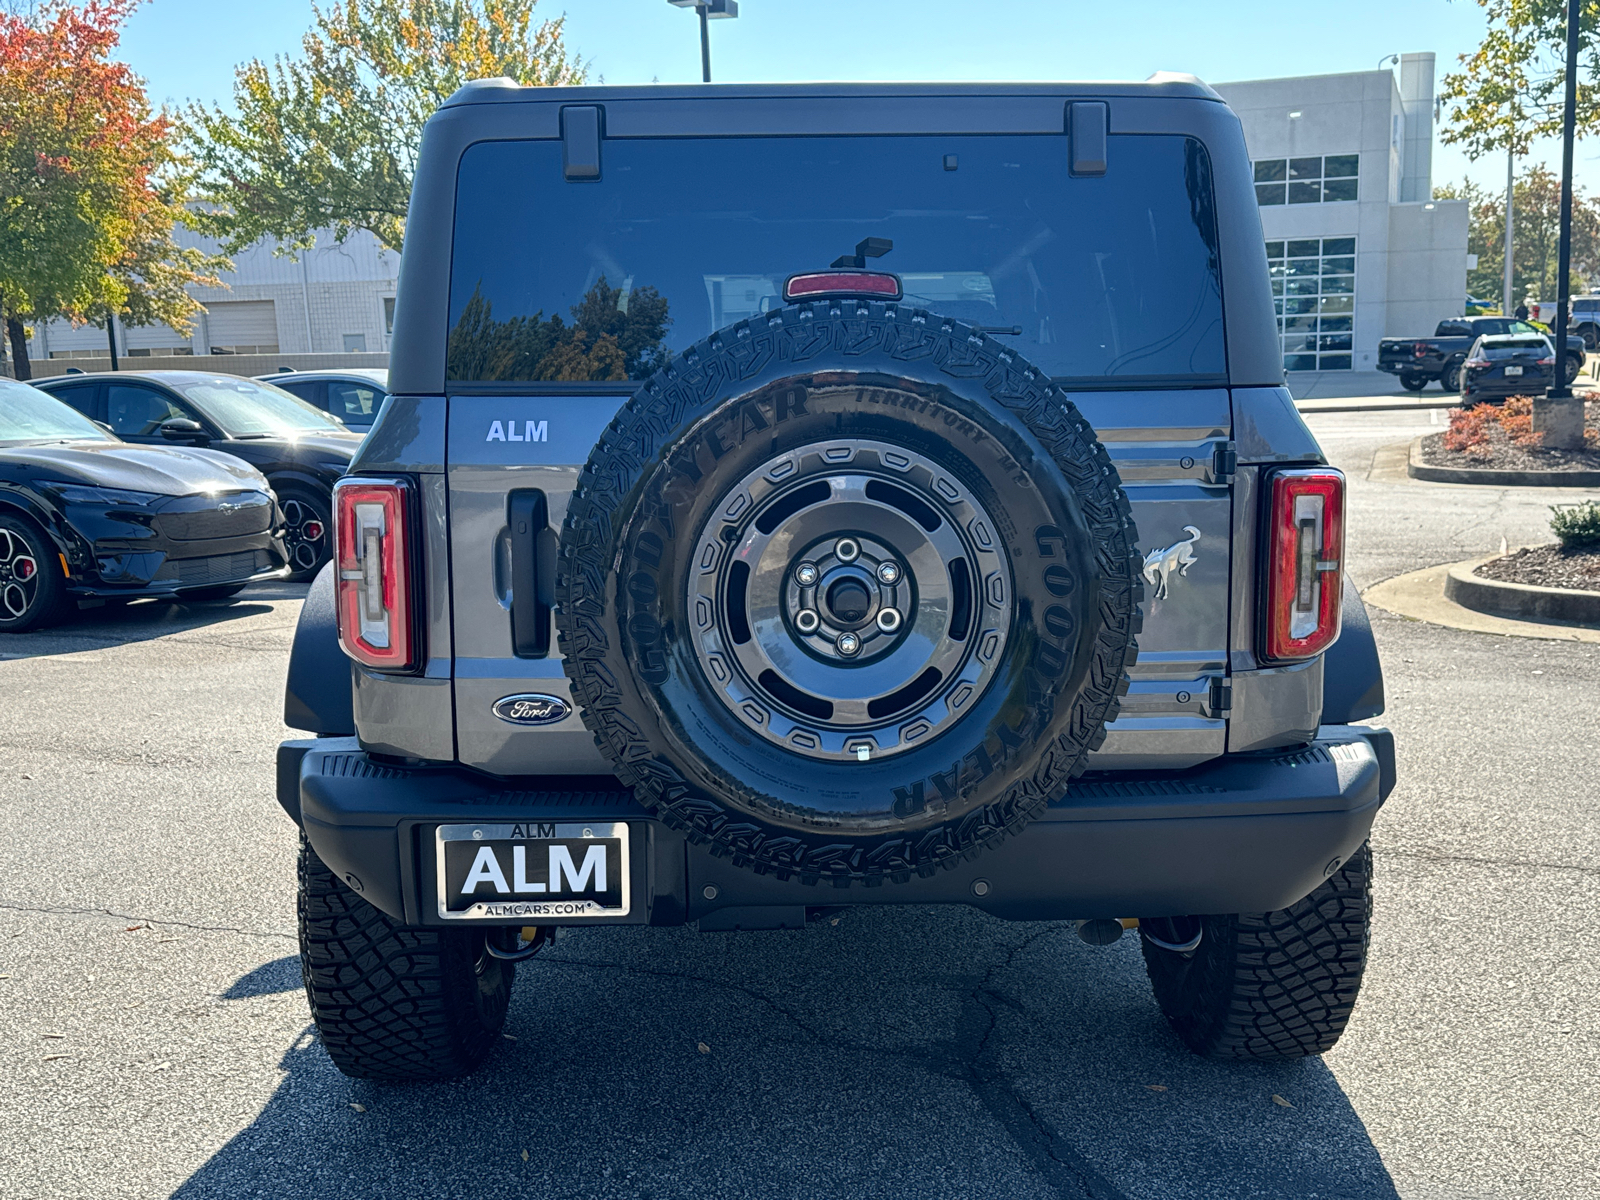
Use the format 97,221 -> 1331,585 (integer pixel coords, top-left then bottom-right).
1363,557 -> 1600,643
1406,438 -> 1600,487
1444,559 -> 1600,624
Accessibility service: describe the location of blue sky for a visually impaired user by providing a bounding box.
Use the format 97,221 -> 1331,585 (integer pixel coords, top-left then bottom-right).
120,0 -> 1595,194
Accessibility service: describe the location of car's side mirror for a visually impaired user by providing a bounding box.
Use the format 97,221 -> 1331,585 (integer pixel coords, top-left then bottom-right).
159,417 -> 207,443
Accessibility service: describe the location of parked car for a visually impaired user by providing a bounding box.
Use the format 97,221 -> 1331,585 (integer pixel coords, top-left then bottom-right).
278,78 -> 1394,1082
33,371 -> 362,580
254,368 -> 389,432
1569,296 -> 1600,350
0,377 -> 288,632
1459,333 -> 1557,404
1379,316 -> 1585,392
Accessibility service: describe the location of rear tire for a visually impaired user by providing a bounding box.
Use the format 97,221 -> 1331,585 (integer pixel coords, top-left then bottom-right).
1441,363 -> 1462,392
298,834 -> 514,1080
1140,843 -> 1372,1061
0,514 -> 65,634
1398,373 -> 1427,392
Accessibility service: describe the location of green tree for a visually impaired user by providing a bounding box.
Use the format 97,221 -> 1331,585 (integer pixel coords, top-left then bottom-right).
1440,0 -> 1600,147
0,0 -> 225,379
1437,166 -> 1600,299
184,0 -> 586,257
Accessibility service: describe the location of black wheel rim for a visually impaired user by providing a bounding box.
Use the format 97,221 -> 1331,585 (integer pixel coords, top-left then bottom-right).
687,440 -> 1012,763
281,498 -> 326,572
0,528 -> 40,622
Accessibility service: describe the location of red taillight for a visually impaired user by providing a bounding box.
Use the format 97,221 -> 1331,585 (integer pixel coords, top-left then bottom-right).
783,270 -> 903,302
333,477 -> 416,671
1263,468 -> 1344,662
1412,342 -> 1428,357
1538,356 -> 1555,366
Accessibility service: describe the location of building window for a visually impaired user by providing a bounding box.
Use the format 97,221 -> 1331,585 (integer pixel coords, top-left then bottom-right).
383,297 -> 395,336
1267,237 -> 1355,371
343,333 -> 368,352
1254,155 -> 1358,205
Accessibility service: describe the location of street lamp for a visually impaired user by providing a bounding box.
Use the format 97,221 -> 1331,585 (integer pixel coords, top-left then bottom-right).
668,0 -> 737,84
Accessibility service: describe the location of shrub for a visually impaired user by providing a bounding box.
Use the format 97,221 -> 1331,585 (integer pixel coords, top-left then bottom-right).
1444,406 -> 1496,457
1497,396 -> 1539,446
1550,499 -> 1600,549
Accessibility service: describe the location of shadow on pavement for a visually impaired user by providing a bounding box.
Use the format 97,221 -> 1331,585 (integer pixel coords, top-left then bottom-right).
220,955 -> 302,1000
180,908 -> 1398,1200
0,581 -> 307,659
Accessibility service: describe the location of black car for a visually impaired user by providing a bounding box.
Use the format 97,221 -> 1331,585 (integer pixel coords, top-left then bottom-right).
1460,333 -> 1556,404
0,377 -> 288,633
1379,316 -> 1584,391
34,370 -> 363,579
254,368 -> 389,432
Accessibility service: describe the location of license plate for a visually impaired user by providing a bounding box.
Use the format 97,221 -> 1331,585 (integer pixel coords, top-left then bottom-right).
1505,365 -> 1524,376
435,821 -> 631,920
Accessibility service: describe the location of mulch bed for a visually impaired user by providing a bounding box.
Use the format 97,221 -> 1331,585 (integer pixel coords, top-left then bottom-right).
1475,544 -> 1600,591
1419,399 -> 1600,472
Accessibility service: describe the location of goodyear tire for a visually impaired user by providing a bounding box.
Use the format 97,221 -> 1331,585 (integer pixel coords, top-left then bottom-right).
557,304 -> 1141,886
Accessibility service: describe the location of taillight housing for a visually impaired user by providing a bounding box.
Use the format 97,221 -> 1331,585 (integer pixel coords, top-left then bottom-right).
333,477 -> 417,671
1262,468 -> 1344,663
1412,342 -> 1429,357
783,270 -> 903,302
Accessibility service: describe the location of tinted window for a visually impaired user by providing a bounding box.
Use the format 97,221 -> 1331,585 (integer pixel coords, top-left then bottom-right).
1485,340 -> 1548,358
327,380 -> 383,421
107,384 -> 187,436
273,379 -> 324,406
173,377 -> 346,435
0,380 -> 113,444
448,134 -> 1224,385
47,383 -> 98,417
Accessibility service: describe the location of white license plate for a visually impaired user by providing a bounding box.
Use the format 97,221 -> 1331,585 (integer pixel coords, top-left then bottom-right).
1505,365 -> 1524,376
435,821 -> 631,920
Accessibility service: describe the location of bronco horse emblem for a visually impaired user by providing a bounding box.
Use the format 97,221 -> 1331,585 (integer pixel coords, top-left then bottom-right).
1142,526 -> 1202,600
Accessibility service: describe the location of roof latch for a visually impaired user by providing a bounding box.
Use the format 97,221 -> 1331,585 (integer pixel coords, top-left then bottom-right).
1068,101 -> 1108,177
561,105 -> 602,181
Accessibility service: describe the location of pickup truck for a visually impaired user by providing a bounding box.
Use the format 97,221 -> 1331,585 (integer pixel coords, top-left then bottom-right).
1379,316 -> 1585,392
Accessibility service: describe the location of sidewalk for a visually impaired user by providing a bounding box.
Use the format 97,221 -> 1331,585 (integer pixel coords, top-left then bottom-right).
1292,363 -> 1600,414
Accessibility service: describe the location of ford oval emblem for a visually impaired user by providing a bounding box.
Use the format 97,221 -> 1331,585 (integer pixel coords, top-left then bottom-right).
492,693 -> 571,725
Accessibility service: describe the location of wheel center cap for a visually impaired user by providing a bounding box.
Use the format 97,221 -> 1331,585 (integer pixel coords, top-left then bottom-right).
825,577 -> 872,625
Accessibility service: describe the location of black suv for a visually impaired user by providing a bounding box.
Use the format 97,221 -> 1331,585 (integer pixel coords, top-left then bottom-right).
279,79 -> 1392,1081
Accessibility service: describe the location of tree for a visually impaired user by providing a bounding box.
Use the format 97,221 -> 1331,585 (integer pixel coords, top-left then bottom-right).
0,0 -> 225,379
1437,166 -> 1600,299
184,0 -> 586,257
1440,0 -> 1600,146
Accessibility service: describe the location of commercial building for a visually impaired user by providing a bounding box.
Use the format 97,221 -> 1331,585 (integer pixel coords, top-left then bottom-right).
27,228 -> 398,363
1215,52 -> 1469,376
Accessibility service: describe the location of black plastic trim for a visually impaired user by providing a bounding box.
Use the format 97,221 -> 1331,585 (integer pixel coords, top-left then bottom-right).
282,562 -> 356,735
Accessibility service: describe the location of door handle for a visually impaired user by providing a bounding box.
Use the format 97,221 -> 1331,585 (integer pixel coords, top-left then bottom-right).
508,490 -> 555,656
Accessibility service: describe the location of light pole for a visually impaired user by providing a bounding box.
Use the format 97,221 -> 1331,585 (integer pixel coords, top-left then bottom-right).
1545,0 -> 1583,442
668,0 -> 737,83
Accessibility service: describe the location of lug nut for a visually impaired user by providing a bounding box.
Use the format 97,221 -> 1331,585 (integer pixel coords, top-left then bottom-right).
795,609 -> 820,633
876,608 -> 901,632
795,562 -> 819,587
835,538 -> 860,563
877,561 -> 901,585
837,632 -> 861,656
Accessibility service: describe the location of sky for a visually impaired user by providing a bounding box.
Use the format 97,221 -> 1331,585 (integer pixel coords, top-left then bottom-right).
118,0 -> 1597,196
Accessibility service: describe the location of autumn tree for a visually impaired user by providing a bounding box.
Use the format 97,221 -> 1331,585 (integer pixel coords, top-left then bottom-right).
1442,0 -> 1600,146
184,0 -> 586,256
0,0 -> 224,379
1437,166 -> 1600,299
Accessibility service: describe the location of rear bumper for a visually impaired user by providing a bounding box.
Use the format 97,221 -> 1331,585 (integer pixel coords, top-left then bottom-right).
278,726 -> 1395,928
1377,360 -> 1436,377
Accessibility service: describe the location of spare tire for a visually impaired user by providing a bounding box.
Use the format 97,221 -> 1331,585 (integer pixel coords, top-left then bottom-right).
557,303 -> 1141,886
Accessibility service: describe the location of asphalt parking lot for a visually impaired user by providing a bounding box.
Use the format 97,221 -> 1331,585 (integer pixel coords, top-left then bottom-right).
1,409 -> 1596,1200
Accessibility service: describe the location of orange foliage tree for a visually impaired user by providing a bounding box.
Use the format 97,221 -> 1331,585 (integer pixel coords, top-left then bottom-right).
0,1 -> 223,379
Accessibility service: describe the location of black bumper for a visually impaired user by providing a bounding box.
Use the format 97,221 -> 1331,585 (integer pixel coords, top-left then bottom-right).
278,727 -> 1395,928
1377,360 -> 1436,377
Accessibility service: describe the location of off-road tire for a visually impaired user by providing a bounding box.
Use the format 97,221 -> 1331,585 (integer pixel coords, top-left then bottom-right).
1141,843 -> 1372,1061
0,513 -> 65,634
557,302 -> 1142,887
298,834 -> 513,1080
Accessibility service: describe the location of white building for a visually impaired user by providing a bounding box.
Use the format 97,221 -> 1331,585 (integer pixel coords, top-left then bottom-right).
1215,52 -> 1469,375
32,227 -> 398,362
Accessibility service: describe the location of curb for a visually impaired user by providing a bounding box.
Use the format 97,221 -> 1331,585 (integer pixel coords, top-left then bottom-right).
1363,558 -> 1600,643
1444,559 -> 1600,624
1406,438 -> 1600,487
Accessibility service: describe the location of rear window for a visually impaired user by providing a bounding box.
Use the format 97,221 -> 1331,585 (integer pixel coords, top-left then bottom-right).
447,134 -> 1224,386
1484,339 -> 1548,358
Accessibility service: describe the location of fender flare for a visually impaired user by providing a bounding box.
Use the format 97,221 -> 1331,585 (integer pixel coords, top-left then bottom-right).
1322,575 -> 1384,724
284,562 -> 355,736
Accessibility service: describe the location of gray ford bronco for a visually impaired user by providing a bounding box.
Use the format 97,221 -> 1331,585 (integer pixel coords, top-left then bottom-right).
277,77 -> 1392,1081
